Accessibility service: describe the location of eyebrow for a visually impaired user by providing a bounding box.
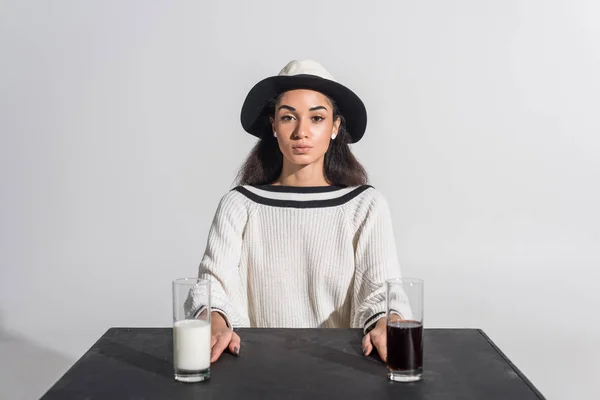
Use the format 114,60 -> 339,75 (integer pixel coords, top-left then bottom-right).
277,105 -> 328,112
278,105 -> 296,112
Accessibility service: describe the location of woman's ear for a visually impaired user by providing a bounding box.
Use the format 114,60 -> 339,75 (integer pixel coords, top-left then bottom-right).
332,117 -> 341,139
270,117 -> 276,137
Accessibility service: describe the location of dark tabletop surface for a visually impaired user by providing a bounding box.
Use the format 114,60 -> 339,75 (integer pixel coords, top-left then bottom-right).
42,328 -> 545,400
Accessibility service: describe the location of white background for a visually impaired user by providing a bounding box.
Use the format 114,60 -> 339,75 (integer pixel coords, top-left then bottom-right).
1,1 -> 599,399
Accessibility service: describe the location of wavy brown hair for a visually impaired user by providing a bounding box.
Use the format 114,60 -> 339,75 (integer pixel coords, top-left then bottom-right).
236,94 -> 368,187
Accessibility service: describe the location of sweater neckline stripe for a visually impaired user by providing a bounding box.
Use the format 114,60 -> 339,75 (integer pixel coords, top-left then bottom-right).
252,185 -> 346,194
234,185 -> 373,208
244,185 -> 356,201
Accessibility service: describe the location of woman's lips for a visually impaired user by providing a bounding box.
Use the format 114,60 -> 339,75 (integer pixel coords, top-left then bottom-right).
292,145 -> 312,154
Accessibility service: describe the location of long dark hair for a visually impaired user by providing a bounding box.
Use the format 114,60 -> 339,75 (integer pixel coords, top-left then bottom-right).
236,93 -> 368,187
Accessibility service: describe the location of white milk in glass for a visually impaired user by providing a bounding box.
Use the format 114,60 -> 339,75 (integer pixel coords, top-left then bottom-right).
173,319 -> 211,371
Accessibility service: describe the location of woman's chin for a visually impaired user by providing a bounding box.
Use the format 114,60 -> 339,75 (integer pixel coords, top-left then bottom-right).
284,153 -> 319,166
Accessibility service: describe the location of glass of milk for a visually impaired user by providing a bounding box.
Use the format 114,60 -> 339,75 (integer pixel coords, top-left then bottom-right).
172,278 -> 211,382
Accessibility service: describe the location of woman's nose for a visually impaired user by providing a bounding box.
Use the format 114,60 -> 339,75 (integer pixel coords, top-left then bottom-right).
293,118 -> 310,139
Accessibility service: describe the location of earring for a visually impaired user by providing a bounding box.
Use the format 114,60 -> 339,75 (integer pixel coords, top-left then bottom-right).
273,131 -> 277,137
331,133 -> 337,139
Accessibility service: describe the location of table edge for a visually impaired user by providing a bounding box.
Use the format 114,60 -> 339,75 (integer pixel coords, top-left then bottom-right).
40,327 -> 114,398
477,329 -> 546,400
41,327 -> 546,400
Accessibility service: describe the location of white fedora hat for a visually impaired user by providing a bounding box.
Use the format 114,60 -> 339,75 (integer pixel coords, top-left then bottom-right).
240,60 -> 368,143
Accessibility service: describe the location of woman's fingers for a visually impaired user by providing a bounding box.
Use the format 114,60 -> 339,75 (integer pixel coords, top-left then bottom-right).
370,330 -> 387,362
210,331 -> 241,362
364,318 -> 388,362
210,331 -> 231,362
362,333 -> 373,356
228,331 -> 241,356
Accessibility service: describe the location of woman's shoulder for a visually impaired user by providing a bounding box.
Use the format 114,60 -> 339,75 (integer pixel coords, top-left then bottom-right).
346,185 -> 389,207
343,185 -> 394,225
212,186 -> 254,212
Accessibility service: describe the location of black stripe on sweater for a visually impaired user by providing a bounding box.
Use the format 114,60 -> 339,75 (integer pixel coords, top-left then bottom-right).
233,185 -> 373,208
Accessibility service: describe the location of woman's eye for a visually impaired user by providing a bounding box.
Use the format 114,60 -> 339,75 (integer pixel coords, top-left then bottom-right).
280,115 -> 294,122
312,116 -> 324,122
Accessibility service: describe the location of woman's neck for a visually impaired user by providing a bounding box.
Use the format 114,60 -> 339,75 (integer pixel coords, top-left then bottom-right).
275,162 -> 329,187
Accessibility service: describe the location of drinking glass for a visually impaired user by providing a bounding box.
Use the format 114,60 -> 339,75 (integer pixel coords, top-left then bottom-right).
172,278 -> 211,382
386,278 -> 424,382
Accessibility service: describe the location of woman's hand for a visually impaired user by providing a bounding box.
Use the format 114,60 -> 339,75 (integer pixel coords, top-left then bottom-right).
362,317 -> 388,362
210,312 -> 241,362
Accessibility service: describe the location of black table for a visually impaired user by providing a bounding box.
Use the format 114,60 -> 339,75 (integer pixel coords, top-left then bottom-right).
42,328 -> 545,399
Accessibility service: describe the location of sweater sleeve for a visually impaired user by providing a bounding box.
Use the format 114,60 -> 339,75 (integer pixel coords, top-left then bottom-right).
194,190 -> 249,328
351,190 -> 411,334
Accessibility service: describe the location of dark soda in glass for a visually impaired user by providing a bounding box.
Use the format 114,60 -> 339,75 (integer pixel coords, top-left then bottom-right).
386,320 -> 423,374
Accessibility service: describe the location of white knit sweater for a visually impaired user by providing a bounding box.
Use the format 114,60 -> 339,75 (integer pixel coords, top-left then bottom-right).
196,184 -> 405,333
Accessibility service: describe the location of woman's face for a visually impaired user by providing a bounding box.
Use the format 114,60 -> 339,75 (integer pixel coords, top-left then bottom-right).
271,89 -> 341,167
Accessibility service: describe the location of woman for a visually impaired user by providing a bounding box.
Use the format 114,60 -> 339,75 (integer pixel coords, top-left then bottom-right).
196,60 -> 407,364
